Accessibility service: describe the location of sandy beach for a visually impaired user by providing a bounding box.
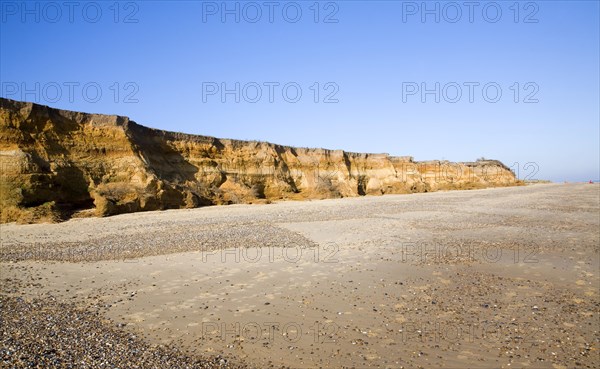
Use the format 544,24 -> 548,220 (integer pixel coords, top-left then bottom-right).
1,183 -> 599,368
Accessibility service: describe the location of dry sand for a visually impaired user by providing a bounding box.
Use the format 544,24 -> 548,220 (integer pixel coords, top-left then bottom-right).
1,183 -> 599,368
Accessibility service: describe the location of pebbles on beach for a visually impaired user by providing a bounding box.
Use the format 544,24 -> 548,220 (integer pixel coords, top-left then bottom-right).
0,294 -> 245,369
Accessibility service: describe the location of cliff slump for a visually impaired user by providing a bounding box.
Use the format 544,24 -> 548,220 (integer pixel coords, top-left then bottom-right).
0,98 -> 518,223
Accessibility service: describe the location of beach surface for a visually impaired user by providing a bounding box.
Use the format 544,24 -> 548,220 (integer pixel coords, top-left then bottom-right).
1,183 -> 599,368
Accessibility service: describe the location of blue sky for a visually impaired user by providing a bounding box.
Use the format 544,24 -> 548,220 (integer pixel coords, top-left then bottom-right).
1,0 -> 598,182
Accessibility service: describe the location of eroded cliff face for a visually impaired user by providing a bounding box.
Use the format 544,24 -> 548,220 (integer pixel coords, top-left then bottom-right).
0,98 -> 518,223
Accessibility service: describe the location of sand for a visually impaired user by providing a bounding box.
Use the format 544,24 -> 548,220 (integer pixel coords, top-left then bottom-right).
1,183 -> 599,368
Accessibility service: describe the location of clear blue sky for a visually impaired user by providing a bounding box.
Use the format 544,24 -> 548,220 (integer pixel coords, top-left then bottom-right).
1,1 -> 598,182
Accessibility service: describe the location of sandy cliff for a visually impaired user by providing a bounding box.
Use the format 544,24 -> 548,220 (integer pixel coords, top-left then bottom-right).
0,98 -> 518,223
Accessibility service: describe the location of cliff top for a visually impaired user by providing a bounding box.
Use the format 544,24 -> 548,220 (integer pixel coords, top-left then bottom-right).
0,97 -> 506,168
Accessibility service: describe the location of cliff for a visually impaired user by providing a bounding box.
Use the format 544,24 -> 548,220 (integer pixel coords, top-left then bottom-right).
0,98 -> 518,223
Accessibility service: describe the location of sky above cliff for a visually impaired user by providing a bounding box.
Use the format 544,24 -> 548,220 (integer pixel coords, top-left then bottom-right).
1,1 -> 599,182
